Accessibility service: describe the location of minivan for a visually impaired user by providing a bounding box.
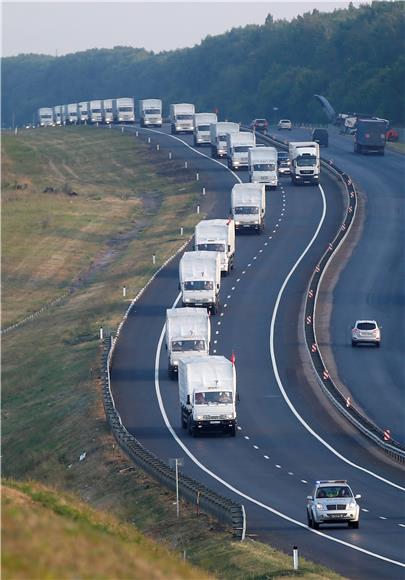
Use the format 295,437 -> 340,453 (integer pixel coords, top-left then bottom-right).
312,128 -> 329,147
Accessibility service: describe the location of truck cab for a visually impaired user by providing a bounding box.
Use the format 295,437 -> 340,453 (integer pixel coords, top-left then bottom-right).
231,183 -> 265,234
194,219 -> 235,275
289,141 -> 320,185
193,113 -> 218,146
210,121 -> 240,158
248,146 -> 278,189
139,99 -> 162,127
226,131 -> 256,170
170,103 -> 195,134
179,251 -> 221,314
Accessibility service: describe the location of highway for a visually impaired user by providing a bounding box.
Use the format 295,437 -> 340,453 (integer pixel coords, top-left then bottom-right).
111,124 -> 405,578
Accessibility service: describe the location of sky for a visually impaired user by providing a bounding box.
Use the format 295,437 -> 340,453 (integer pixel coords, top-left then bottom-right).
2,1 -> 366,58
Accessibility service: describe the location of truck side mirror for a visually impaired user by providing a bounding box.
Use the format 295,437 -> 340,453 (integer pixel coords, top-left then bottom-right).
178,283 -> 181,291
228,245 -> 231,252
217,284 -> 220,290
187,395 -> 190,405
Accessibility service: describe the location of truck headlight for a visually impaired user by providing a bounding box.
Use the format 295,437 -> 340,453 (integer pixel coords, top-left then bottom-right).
235,221 -> 240,225
348,501 -> 357,509
226,414 -> 234,419
254,220 -> 259,224
196,415 -> 204,421
316,503 -> 325,510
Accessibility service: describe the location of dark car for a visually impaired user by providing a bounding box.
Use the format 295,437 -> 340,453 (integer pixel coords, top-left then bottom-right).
311,128 -> 329,147
251,118 -> 268,134
277,150 -> 290,175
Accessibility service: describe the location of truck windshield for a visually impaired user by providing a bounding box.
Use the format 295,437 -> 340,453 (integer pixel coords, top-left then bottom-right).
297,155 -> 316,167
253,163 -> 275,171
119,107 -> 133,112
42,115 -> 52,119
145,108 -> 160,114
234,146 -> 251,153
197,243 -> 225,252
105,108 -> 113,113
197,124 -> 211,131
92,109 -> 101,113
184,281 -> 213,291
234,206 -> 259,214
177,114 -> 193,120
194,391 -> 233,405
172,339 -> 205,352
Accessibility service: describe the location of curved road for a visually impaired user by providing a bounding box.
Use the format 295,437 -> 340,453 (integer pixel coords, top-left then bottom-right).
111,124 -> 405,578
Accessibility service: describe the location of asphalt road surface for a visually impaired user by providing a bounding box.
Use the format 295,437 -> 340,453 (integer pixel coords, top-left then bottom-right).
111,124 -> 405,578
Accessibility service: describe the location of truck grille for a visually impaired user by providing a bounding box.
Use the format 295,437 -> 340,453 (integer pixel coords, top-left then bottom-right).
301,170 -> 314,175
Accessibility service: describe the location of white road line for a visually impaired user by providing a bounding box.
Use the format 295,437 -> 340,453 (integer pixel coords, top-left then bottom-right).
244,436 -> 250,440
399,524 -> 405,528
227,295 -> 231,299
264,455 -> 270,460
236,278 -> 241,282
288,472 -> 294,476
253,445 -> 259,450
362,509 -> 369,512
301,480 -> 308,484
379,516 -> 387,520
223,304 -> 227,308
231,286 -> 235,290
275,465 -> 282,469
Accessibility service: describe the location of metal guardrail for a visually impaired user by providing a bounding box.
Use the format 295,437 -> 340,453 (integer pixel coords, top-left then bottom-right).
102,197 -> 246,539
256,130 -> 405,463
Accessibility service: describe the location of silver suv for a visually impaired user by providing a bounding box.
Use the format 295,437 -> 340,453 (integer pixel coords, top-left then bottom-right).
307,480 -> 361,529
277,119 -> 292,130
351,320 -> 381,347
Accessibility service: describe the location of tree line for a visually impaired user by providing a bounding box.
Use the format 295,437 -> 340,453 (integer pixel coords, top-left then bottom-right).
2,1 -> 404,127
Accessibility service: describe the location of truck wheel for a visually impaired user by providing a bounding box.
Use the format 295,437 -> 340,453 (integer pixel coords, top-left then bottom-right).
181,412 -> 187,429
230,425 -> 236,437
348,521 -> 359,529
313,519 -> 320,530
307,510 -> 313,528
188,417 -> 196,437
168,366 -> 176,380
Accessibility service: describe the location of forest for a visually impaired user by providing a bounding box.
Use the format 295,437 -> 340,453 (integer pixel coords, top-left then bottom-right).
2,1 -> 404,127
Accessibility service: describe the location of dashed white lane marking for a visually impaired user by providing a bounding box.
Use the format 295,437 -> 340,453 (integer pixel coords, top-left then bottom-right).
247,263 -> 251,267
288,472 -> 294,476
361,509 -> 369,512
264,455 -> 270,460
231,286 -> 235,290
215,330 -> 219,335
259,249 -> 263,253
253,256 -> 257,260
276,224 -> 279,228
278,218 -> 282,222
242,270 -> 246,274
244,435 -> 250,440
268,236 -> 272,239
213,349 -> 217,353
264,242 -> 268,246
253,445 -> 259,450
217,321 -> 221,326
236,278 -> 241,282
301,480 -> 308,484
237,426 -> 242,430
399,524 -> 405,528
213,340 -> 217,344
223,303 -> 227,308
275,464 -> 282,469
227,294 -> 231,299
272,230 -> 276,233
220,312 -> 224,316
379,516 -> 387,520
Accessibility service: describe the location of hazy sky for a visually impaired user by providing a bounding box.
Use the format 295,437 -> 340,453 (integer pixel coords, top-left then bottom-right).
2,1 -> 365,58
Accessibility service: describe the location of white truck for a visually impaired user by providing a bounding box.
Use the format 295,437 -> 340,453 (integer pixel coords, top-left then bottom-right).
102,99 -> 114,124
231,183 -> 266,234
139,99 -> 162,127
113,97 -> 135,123
226,131 -> 256,170
170,103 -> 195,134
88,100 -> 103,124
289,141 -> 320,185
178,355 -> 237,437
37,107 -> 54,127
179,251 -> 221,314
165,308 -> 210,379
210,121 -> 240,158
194,219 -> 235,275
53,106 -> 62,126
193,112 -> 218,146
78,101 -> 89,124
248,146 -> 278,189
64,104 -> 78,125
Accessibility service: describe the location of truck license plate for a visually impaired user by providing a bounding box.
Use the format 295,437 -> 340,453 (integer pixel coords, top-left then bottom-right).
210,420 -> 220,424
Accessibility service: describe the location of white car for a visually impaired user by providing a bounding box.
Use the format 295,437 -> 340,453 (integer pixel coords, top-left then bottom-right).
307,480 -> 361,529
351,320 -> 381,347
277,119 -> 292,130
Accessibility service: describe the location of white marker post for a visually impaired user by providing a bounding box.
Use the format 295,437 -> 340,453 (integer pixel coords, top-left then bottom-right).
184,161 -> 188,169
99,327 -> 103,340
169,152 -> 172,160
169,458 -> 184,518
123,285 -> 127,298
152,254 -> 156,265
202,187 -> 206,196
197,205 -> 200,214
157,144 -> 160,151
293,546 -> 299,571
148,137 -> 151,143
196,173 -> 199,181
180,227 -> 184,236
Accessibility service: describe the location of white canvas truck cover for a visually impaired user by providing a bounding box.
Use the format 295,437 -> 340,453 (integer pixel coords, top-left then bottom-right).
231,183 -> 265,211
178,355 -> 236,404
179,251 -> 219,285
166,308 -> 210,352
194,219 -> 235,272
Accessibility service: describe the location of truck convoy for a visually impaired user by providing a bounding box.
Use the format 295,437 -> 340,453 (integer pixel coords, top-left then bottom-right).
210,121 -> 240,158
53,106 -> 62,125
88,100 -> 103,124
179,251 -> 221,314
248,146 -> 278,189
194,219 -> 235,275
113,98 -> 135,124
178,355 -> 237,436
193,112 -> 218,146
231,183 -> 266,233
139,99 -> 162,127
165,308 -> 211,379
102,99 -> 114,124
289,141 -> 320,185
170,103 -> 195,134
354,118 -> 387,155
38,108 -> 54,127
226,131 -> 256,170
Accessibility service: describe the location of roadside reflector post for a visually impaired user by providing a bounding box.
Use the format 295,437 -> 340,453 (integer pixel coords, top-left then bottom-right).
202,187 -> 206,196
148,136 -> 151,143
180,227 -> 184,236
197,205 -> 200,214
121,127 -> 124,134
123,285 -> 127,298
156,144 -> 160,151
169,151 -> 172,159
184,161 -> 188,169
99,327 -> 104,341
152,254 -> 156,265
136,130 -> 139,137
293,546 -> 299,571
196,172 -> 199,181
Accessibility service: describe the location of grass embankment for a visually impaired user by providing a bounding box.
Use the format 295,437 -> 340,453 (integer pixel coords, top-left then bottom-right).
2,126 -> 343,579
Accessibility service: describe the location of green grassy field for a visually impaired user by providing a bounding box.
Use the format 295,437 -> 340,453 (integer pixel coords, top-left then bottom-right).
2,126 -> 344,579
